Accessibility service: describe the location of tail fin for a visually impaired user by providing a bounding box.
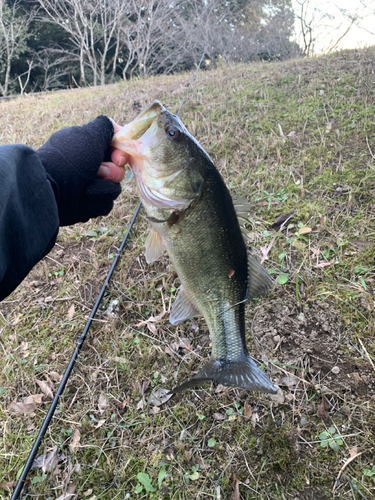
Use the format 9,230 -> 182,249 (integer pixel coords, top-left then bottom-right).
171,356 -> 276,394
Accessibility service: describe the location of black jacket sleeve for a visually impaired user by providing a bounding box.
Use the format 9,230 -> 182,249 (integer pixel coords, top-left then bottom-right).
0,145 -> 59,301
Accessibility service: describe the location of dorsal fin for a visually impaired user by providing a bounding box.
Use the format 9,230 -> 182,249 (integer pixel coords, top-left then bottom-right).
232,196 -> 253,240
232,196 -> 272,297
247,253 -> 273,300
145,227 -> 165,263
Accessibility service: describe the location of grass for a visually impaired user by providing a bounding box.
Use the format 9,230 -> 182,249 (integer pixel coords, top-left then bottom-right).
0,47 -> 375,499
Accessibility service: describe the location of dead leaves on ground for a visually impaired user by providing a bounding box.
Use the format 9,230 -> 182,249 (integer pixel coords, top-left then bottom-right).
69,425 -> 81,453
36,379 -> 54,400
8,379 -> 55,416
32,445 -> 66,473
8,394 -> 43,415
317,396 -> 332,424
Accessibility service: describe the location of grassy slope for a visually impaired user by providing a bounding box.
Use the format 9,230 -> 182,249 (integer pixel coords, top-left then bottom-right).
0,48 -> 374,499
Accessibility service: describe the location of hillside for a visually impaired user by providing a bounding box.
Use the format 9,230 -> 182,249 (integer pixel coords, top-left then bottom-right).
0,47 -> 375,499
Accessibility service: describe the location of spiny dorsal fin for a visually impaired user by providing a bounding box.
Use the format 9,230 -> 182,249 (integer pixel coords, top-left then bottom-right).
145,227 -> 165,263
247,253 -> 273,300
169,285 -> 201,325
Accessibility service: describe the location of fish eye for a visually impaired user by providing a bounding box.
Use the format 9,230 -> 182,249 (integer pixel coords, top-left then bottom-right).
167,127 -> 179,139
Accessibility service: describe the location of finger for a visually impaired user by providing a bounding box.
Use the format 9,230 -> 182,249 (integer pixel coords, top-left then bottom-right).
97,162 -> 125,183
108,117 -> 122,134
111,148 -> 130,167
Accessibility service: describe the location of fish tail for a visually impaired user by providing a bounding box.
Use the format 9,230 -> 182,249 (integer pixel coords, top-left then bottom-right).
171,356 -> 276,394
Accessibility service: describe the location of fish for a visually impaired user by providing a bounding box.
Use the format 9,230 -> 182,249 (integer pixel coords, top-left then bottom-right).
112,101 -> 276,394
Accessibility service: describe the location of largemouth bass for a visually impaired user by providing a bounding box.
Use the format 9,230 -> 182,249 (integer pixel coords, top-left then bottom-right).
112,101 -> 276,394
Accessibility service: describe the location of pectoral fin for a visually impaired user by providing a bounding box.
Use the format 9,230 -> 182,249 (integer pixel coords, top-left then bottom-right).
145,227 -> 165,263
169,286 -> 200,325
171,356 -> 276,394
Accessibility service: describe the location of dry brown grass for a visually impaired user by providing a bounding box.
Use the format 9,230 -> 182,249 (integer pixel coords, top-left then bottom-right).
1,47 -> 375,499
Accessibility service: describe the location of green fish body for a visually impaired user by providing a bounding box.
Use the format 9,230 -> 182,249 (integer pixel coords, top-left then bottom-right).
112,101 -> 276,394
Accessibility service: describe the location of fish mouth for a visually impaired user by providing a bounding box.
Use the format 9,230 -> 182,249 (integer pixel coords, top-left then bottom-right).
112,101 -> 164,149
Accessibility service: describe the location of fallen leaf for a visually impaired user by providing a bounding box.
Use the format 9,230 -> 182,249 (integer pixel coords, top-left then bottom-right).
298,226 -> 312,235
94,419 -> 106,429
9,401 -> 36,414
317,396 -> 331,423
67,303 -> 75,321
272,213 -> 294,229
136,398 -> 145,410
69,426 -> 81,452
0,481 -> 20,492
56,494 -> 75,500
67,482 -> 77,494
268,386 -> 285,404
32,445 -> 63,473
213,412 -> 225,421
148,388 -> 173,407
165,346 -> 178,360
232,473 -> 240,500
137,379 -> 150,396
147,322 -> 157,334
113,356 -> 127,364
98,393 -> 108,413
134,310 -> 168,327
49,371 -> 62,382
243,401 -> 252,421
36,380 -> 53,400
251,412 -> 259,428
179,338 -> 192,351
349,446 -> 358,458
42,446 -> 60,472
191,319 -> 199,334
279,375 -> 299,387
24,394 -> 43,405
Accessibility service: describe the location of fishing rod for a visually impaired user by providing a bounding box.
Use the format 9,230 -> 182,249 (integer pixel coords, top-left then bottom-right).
10,47 -> 207,499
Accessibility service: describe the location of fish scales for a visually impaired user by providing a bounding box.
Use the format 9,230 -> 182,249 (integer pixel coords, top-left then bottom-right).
156,160 -> 248,362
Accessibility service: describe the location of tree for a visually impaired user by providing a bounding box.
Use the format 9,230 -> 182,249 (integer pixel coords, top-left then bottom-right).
293,0 -> 362,56
36,0 -> 128,86
0,0 -> 35,96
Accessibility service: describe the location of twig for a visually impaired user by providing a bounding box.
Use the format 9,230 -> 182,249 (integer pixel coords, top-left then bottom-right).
332,450 -> 365,494
260,215 -> 292,264
358,338 -> 375,372
365,136 -> 375,160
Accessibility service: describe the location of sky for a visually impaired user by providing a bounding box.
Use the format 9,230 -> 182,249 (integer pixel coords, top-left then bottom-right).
291,0 -> 375,54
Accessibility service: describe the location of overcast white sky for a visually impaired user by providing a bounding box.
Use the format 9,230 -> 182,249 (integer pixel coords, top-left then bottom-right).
291,0 -> 375,53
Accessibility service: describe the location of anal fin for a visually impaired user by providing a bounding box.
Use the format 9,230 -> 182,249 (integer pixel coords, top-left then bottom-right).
247,253 -> 273,299
145,227 -> 165,263
169,286 -> 200,325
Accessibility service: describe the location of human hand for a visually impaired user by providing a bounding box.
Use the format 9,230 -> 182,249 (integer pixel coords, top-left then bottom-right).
97,120 -> 130,182
37,116 -> 128,226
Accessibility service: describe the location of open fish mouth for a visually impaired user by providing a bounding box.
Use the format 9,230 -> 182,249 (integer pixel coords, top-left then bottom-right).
112,101 -> 164,148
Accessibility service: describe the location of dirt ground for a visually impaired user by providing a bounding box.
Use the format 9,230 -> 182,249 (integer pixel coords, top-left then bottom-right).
251,291 -> 375,397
